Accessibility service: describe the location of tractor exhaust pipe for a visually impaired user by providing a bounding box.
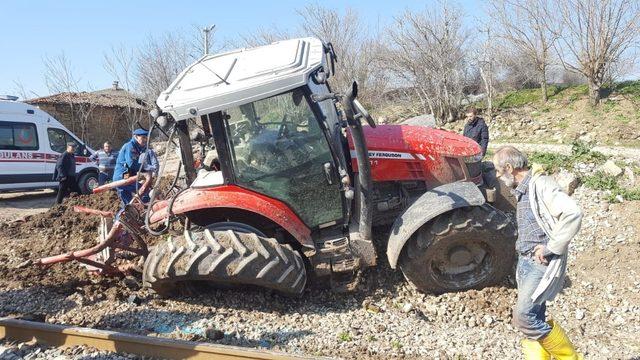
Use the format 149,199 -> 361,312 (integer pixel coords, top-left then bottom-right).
341,83 -> 373,242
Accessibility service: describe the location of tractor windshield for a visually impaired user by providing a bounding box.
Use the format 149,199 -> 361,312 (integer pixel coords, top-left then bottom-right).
224,88 -> 343,228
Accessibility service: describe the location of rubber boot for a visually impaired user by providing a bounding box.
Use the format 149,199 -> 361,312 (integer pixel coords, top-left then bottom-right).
539,320 -> 584,360
522,339 -> 551,360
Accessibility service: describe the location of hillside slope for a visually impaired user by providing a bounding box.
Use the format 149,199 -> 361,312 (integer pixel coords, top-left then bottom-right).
378,82 -> 640,147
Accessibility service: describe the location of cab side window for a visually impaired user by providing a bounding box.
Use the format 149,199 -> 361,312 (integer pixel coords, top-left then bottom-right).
0,121 -> 39,150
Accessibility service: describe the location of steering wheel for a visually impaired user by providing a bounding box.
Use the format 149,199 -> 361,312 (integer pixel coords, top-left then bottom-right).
353,99 -> 376,128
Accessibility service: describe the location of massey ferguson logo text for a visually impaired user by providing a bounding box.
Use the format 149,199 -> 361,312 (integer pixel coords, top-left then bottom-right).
350,150 -> 417,160
0,151 -> 34,160
369,151 -> 402,158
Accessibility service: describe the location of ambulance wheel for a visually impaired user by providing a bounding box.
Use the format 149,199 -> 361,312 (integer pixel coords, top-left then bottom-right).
78,171 -> 99,194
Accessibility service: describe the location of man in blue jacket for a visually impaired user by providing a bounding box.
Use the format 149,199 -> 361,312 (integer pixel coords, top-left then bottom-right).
113,128 -> 150,206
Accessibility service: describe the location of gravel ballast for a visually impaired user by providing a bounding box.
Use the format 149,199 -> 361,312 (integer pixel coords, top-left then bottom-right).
1,182 -> 639,358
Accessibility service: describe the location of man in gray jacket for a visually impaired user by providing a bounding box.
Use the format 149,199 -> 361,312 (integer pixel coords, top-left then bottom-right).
493,145 -> 583,360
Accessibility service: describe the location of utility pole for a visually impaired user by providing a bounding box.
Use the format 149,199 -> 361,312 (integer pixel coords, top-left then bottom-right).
202,24 -> 216,55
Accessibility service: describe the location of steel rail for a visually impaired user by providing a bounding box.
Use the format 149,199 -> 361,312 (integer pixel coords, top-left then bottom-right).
0,317 -> 325,360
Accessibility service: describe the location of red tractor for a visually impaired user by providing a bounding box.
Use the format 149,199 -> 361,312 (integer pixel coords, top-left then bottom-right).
39,38 -> 516,295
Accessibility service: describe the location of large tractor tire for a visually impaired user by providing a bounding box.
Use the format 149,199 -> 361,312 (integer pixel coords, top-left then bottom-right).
143,227 -> 307,296
399,204 -> 516,294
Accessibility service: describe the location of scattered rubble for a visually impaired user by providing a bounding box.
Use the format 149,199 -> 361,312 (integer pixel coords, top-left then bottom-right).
0,164 -> 639,359
602,160 -> 624,177
554,169 -> 580,195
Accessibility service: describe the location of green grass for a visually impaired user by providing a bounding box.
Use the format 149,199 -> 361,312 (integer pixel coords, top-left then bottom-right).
489,81 -> 636,111
614,114 -> 630,124
528,140 -> 608,172
391,340 -> 403,350
614,80 -> 640,101
337,332 -> 352,342
582,171 -> 640,202
582,172 -> 619,191
528,152 -> 573,172
602,101 -> 617,112
495,87 -> 550,109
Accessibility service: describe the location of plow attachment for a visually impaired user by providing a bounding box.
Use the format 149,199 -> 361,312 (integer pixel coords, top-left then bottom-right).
36,203 -> 149,276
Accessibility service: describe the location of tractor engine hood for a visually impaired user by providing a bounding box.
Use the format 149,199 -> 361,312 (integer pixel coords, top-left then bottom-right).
350,124 -> 481,159
348,125 -> 483,183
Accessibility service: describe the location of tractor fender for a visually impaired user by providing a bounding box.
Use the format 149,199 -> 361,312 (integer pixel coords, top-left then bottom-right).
386,181 -> 486,269
149,185 -> 313,250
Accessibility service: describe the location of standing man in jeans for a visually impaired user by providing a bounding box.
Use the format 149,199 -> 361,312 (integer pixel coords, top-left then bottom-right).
90,141 -> 118,185
462,107 -> 490,156
54,142 -> 81,204
493,146 -> 583,360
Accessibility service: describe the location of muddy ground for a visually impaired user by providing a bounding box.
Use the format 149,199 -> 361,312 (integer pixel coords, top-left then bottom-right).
0,185 -> 639,359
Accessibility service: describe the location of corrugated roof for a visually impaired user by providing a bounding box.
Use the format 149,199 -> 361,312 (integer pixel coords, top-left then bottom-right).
28,87 -> 148,109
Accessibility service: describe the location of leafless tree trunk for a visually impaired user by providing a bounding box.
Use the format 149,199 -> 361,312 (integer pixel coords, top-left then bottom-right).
551,0 -> 640,105
296,4 -> 387,107
44,52 -> 82,139
488,0 -> 557,102
104,44 -> 147,132
135,32 -> 197,103
382,3 -> 470,124
474,27 -> 499,119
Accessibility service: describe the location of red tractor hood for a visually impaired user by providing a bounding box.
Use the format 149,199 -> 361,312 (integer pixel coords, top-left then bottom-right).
354,124 -> 480,158
348,124 -> 482,183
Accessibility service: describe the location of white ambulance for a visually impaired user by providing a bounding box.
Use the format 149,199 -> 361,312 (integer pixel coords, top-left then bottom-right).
0,95 -> 99,194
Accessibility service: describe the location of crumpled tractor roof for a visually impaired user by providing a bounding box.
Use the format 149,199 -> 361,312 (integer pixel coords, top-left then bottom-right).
157,37 -> 326,121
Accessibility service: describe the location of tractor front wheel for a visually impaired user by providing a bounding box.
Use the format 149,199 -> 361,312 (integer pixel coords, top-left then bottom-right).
143,227 -> 307,296
399,204 -> 516,294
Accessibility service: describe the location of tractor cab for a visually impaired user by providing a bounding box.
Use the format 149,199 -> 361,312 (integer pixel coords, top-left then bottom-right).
154,37 -> 362,232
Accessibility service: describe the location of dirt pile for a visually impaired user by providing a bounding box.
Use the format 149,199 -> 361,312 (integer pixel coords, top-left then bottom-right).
0,191 -> 120,257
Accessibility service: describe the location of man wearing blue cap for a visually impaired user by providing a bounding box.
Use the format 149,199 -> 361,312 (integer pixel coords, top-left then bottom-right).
113,128 -> 150,206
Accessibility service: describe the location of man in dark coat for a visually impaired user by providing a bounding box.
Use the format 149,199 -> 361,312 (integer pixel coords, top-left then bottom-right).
462,107 -> 490,156
54,142 -> 81,204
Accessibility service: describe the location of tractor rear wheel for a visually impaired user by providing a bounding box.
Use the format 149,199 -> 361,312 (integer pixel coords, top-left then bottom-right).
399,204 -> 516,294
143,227 -> 307,296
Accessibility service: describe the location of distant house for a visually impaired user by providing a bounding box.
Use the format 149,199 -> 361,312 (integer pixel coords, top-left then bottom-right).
27,81 -> 148,149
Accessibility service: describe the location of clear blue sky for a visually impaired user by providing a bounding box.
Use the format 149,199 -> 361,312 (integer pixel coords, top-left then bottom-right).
0,0 -> 482,98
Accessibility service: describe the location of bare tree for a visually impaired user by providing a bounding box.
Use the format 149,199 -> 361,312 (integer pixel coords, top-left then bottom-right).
488,0 -> 556,102
43,52 -> 95,142
135,32 -> 196,102
103,44 -> 148,134
238,25 -> 293,47
474,27 -> 500,119
551,0 -> 640,105
296,4 -> 387,107
12,79 -> 38,101
499,49 -> 541,89
383,3 -> 471,123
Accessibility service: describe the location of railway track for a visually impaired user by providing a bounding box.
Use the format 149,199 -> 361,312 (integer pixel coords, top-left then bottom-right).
0,317 -> 324,359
